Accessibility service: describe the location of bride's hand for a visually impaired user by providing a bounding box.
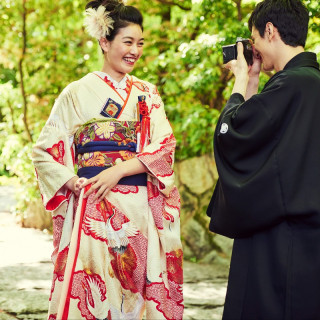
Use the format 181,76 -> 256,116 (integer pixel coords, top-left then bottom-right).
64,176 -> 87,197
74,177 -> 87,196
82,166 -> 123,202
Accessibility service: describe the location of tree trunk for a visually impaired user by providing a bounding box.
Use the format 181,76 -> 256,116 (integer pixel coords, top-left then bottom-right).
18,0 -> 33,143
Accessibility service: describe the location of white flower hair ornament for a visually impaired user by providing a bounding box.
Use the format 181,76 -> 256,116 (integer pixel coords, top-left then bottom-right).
84,5 -> 114,40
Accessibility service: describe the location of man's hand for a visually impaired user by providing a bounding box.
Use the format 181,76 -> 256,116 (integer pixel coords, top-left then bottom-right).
224,42 -> 262,99
245,46 -> 262,100
224,42 -> 249,97
248,46 -> 262,78
225,42 -> 249,79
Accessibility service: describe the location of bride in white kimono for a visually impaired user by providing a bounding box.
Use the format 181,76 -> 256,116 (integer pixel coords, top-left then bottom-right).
32,1 -> 183,319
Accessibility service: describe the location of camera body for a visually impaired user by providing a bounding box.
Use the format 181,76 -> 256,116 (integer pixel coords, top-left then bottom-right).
222,37 -> 253,65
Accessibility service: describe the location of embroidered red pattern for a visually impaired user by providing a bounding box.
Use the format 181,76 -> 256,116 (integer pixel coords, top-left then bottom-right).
108,244 -> 139,293
151,103 -> 161,110
165,187 -> 181,211
82,199 -> 130,244
54,246 -> 69,280
46,141 -> 65,165
70,271 -> 108,320
52,215 -> 65,262
146,281 -> 184,320
147,181 -> 164,230
111,185 -> 139,194
103,76 -> 131,96
138,98 -> 149,117
138,144 -> 174,178
133,81 -> 150,92
138,134 -> 176,178
153,86 -> 160,96
166,249 -> 183,284
45,189 -> 72,212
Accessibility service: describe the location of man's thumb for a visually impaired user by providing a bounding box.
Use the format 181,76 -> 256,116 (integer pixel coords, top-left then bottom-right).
237,41 -> 244,59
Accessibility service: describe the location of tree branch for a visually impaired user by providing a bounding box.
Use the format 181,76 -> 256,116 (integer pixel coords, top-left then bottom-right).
18,0 -> 32,143
155,0 -> 191,11
212,68 -> 273,111
7,100 -> 18,134
211,68 -> 234,111
233,0 -> 243,21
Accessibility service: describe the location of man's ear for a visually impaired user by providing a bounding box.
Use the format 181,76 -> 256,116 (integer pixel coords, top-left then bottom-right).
265,22 -> 277,41
99,37 -> 109,53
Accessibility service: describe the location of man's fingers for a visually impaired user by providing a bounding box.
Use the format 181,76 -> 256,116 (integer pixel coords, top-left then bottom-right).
224,61 -> 232,70
237,41 -> 244,58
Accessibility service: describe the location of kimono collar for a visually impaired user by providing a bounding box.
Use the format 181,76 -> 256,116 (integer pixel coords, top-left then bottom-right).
94,71 -> 128,90
283,52 -> 319,71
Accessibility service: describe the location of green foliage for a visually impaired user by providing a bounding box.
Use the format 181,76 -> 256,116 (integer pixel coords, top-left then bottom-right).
0,0 -> 100,213
132,0 -> 319,159
131,0 -> 257,158
0,0 -> 319,213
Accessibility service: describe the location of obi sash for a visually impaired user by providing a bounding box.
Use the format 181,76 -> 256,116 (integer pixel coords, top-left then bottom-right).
75,119 -> 147,186
77,167 -> 147,186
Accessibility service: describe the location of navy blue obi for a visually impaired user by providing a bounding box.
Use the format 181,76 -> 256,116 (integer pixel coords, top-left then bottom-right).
76,141 -> 137,154
76,141 -> 147,186
78,167 -> 147,186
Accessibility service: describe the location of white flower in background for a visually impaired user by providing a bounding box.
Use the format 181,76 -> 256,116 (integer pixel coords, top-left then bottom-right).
197,34 -> 219,47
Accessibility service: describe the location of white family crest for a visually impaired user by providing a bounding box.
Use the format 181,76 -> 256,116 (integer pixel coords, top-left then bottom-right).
220,123 -> 228,134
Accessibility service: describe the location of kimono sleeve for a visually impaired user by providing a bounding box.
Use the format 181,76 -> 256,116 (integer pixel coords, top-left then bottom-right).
32,84 -> 83,211
207,73 -> 294,238
136,86 -> 176,197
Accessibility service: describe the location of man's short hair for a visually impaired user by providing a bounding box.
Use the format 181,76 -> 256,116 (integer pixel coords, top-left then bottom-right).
248,0 -> 309,47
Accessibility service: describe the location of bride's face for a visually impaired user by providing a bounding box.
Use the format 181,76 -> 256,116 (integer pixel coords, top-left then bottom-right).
100,23 -> 144,80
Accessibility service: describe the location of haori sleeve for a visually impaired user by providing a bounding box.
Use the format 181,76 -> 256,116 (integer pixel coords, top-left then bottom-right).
136,85 -> 177,197
208,73 -> 295,238
32,84 -> 84,211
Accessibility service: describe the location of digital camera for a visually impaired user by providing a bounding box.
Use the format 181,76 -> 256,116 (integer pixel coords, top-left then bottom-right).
222,37 -> 253,65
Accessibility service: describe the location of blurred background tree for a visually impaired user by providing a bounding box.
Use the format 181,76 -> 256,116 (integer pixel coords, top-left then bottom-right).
0,0 -> 319,257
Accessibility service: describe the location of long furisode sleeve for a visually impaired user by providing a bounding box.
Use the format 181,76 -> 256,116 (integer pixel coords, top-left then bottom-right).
136,85 -> 183,316
32,83 -> 83,212
208,72 -> 294,238
136,85 -> 181,242
137,86 -> 177,197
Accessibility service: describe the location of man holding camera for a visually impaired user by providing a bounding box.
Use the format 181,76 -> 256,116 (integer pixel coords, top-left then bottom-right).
207,0 -> 320,319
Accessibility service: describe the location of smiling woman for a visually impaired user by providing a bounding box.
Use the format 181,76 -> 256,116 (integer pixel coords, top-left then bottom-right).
85,0 -> 145,81
32,1 -> 184,319
99,24 -> 144,81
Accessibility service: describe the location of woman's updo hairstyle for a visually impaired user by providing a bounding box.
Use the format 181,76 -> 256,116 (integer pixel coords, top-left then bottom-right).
85,0 -> 143,41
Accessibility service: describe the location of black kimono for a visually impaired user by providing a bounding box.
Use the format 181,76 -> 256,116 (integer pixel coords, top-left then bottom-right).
207,52 -> 320,320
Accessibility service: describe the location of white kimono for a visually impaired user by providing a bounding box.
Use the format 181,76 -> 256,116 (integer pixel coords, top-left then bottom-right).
32,72 -> 184,320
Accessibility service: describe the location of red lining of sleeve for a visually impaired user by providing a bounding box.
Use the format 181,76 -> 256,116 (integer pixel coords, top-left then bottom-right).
46,189 -> 72,211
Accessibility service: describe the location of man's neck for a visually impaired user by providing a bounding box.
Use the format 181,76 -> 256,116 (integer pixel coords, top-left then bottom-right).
274,45 -> 304,72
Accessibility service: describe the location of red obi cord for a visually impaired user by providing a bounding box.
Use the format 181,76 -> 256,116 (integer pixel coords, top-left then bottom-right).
138,100 -> 150,152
